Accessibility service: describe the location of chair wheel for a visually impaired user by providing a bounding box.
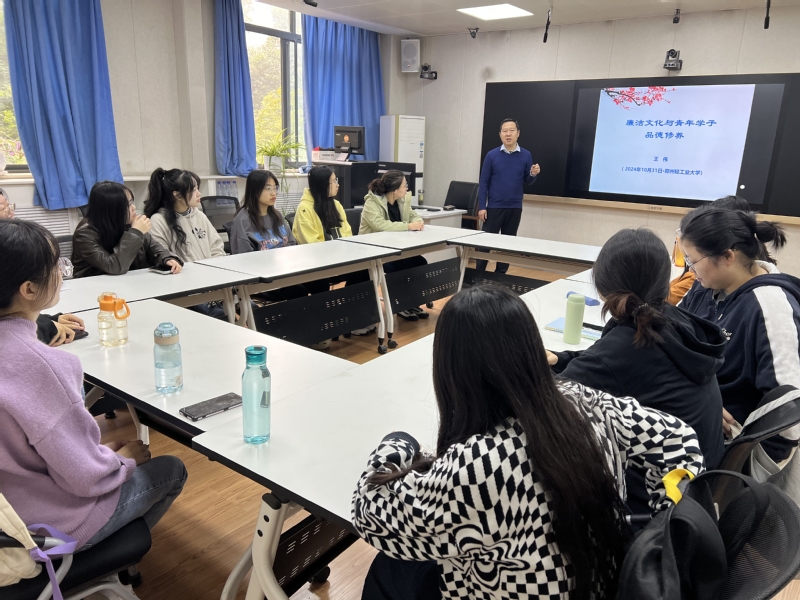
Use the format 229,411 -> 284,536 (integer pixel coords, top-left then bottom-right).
378,344 -> 388,354
388,339 -> 398,349
426,302 -> 434,309
119,567 -> 143,588
309,565 -> 331,584
343,333 -> 352,339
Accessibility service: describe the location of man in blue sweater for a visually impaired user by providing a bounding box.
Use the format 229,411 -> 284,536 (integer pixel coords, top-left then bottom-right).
476,119 -> 540,273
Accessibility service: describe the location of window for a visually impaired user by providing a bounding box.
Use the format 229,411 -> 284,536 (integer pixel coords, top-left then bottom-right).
0,0 -> 27,170
243,1 -> 306,164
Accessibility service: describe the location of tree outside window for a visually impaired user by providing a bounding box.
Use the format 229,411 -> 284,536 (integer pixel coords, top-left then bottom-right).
0,0 -> 26,168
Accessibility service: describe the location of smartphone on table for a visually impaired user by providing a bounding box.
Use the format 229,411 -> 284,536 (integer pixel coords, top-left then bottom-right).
148,265 -> 173,275
179,393 -> 243,422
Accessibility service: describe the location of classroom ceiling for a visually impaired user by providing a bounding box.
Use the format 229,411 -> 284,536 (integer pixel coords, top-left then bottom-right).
272,0 -> 800,36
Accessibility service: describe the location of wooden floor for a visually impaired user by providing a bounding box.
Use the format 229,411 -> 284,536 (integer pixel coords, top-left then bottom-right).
94,263 -> 800,600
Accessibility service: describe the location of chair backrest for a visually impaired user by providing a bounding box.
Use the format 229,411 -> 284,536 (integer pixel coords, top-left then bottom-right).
444,181 -> 479,215
344,207 -> 362,235
284,211 -> 296,230
200,196 -> 240,232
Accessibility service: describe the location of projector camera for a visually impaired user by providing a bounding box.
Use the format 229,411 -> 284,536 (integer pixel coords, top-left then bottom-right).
673,9 -> 681,24
664,49 -> 683,71
303,0 -> 317,6
468,28 -> 479,39
420,64 -> 438,80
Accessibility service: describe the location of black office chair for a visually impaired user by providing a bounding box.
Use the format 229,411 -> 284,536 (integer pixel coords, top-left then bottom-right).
223,221 -> 234,255
0,518 -> 151,600
344,207 -> 362,235
284,211 -> 296,230
200,196 -> 240,233
54,234 -> 73,265
443,181 -> 480,229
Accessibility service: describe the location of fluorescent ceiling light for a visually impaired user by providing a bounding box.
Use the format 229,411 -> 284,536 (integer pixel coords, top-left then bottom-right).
457,4 -> 533,20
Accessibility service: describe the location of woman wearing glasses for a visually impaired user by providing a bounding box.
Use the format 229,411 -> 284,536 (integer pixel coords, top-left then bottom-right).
679,206 -> 799,456
360,170 -> 429,321
231,170 -> 296,253
72,181 -> 182,278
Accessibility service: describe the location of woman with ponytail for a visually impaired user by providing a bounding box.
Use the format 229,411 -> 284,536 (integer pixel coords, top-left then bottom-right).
361,170 -> 429,321
547,228 -> 725,515
353,284 -> 704,600
679,207 -> 800,455
144,168 -> 225,263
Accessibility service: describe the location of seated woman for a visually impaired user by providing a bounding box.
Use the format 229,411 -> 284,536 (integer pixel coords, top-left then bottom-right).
548,228 -> 725,515
72,181 -> 182,278
360,170 -> 429,321
0,219 -> 187,550
230,169 -> 307,302
353,284 -> 703,600
679,206 -> 800,458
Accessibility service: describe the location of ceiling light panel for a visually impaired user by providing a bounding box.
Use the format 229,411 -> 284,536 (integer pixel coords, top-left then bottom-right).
457,4 -> 534,20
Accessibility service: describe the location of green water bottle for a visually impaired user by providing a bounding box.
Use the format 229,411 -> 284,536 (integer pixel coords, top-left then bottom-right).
563,294 -> 585,345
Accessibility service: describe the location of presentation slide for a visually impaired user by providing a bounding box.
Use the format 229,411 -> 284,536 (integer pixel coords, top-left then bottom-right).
588,84 -> 756,201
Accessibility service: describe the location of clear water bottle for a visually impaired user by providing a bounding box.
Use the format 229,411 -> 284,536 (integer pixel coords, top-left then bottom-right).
242,345 -> 271,444
154,322 -> 183,393
97,293 -> 130,347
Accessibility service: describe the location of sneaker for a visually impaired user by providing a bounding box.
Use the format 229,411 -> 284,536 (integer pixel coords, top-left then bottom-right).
398,309 -> 419,322
412,307 -> 430,319
311,339 -> 331,350
351,324 -> 377,336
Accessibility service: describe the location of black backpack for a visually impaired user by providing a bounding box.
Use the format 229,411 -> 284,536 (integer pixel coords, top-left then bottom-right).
617,470 -> 800,600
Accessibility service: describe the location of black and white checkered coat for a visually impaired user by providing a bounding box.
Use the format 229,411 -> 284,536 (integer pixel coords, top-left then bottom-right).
352,380 -> 704,599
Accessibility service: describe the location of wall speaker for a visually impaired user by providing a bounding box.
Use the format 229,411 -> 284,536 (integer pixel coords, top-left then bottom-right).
401,39 -> 420,73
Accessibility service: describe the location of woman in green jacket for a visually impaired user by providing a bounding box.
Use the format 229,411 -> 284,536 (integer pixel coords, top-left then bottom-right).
360,170 -> 429,321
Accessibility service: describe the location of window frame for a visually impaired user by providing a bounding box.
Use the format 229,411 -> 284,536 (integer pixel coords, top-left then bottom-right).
244,12 -> 304,167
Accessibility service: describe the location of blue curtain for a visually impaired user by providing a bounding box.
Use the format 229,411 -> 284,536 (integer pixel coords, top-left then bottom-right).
4,0 -> 123,210
214,0 -> 256,176
302,16 -> 385,161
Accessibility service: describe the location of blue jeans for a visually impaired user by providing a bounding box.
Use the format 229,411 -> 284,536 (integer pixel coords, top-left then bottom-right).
79,455 -> 187,551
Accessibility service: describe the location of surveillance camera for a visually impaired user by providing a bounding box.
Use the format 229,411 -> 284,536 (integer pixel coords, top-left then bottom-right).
420,64 -> 438,80
664,49 -> 683,71
673,9 -> 680,24
421,64 -> 431,73
303,0 -> 317,6
667,48 -> 678,59
468,28 -> 479,39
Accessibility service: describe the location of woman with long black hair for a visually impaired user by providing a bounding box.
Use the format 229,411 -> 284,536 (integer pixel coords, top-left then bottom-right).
353,284 -> 703,600
72,181 -> 182,278
230,169 -> 295,253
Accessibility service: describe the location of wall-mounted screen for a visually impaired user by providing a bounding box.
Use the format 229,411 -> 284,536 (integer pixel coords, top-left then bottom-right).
481,74 -> 800,216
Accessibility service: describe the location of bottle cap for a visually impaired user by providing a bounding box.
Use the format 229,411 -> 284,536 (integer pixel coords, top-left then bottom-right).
245,345 -> 267,365
567,293 -> 585,305
154,322 -> 180,345
98,293 -> 117,312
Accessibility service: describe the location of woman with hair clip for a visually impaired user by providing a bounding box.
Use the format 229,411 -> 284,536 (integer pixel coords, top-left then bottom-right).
0,219 -> 187,550
360,170 -> 429,321
668,195 -> 777,305
679,207 -> 800,456
353,284 -> 704,600
548,228 -> 725,515
72,181 -> 182,278
144,168 -> 225,262
230,169 -> 295,253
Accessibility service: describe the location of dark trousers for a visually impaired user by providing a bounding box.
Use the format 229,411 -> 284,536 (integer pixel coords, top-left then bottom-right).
362,552 -> 441,600
383,255 -> 427,274
475,207 -> 523,274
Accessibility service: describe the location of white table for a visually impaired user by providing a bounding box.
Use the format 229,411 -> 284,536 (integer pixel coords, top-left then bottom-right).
61,299 -> 354,439
568,265 -> 687,285
197,242 -> 401,351
447,232 -> 602,283
415,207 -> 466,230
520,278 -> 605,352
53,263 -> 256,324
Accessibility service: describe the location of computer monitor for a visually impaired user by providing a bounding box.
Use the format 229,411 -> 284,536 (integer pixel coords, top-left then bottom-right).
334,125 -> 365,159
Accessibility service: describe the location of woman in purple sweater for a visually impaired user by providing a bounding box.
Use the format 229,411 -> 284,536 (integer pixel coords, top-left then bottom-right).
0,219 -> 187,549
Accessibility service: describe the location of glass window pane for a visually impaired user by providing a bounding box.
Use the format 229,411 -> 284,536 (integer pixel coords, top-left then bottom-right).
247,31 -> 283,154
242,0 -> 290,32
0,0 -> 26,166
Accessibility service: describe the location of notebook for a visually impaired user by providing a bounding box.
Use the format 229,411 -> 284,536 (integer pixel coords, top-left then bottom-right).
545,317 -> 602,342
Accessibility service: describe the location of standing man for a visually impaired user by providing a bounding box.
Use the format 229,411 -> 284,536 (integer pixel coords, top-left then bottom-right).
476,118 -> 541,273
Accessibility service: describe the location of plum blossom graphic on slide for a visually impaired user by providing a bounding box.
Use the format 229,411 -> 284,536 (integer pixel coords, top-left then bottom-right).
602,86 -> 677,110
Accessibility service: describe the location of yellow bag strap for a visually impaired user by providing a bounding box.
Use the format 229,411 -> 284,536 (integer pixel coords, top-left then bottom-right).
662,469 -> 695,505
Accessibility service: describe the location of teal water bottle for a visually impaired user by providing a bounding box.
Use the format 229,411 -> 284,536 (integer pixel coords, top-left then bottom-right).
154,322 -> 183,393
563,294 -> 585,345
242,345 -> 271,444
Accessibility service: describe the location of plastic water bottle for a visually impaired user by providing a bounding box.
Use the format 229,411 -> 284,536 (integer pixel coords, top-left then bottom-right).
242,345 -> 271,444
154,322 -> 183,393
97,293 -> 130,347
563,294 -> 586,345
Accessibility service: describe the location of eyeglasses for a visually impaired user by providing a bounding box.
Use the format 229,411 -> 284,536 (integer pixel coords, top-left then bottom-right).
264,186 -> 278,193
330,178 -> 339,185
684,255 -> 708,272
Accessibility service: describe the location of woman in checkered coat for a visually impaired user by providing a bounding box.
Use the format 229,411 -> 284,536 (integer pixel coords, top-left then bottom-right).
352,284 -> 704,600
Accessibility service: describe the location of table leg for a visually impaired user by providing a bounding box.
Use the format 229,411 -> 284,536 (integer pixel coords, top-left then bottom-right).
220,544 -> 253,600
368,260 -> 388,355
375,261 -> 396,353
457,246 -> 472,291
127,404 -> 150,444
222,288 -> 236,324
238,285 -> 256,331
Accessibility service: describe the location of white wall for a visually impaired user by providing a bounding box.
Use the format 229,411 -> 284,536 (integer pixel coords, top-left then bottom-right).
383,5 -> 800,275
